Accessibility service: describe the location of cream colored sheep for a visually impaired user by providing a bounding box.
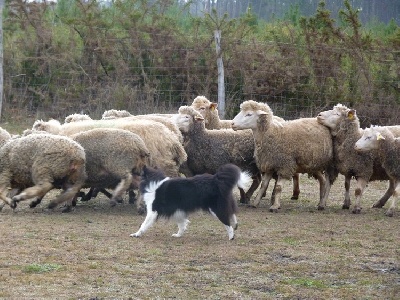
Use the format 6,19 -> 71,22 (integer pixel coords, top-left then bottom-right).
0,134 -> 86,211
355,126 -> 400,216
232,100 -> 336,212
65,113 -> 92,123
32,118 -> 187,178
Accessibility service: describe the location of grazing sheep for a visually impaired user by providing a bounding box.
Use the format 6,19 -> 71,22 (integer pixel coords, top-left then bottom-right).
317,104 -> 399,213
232,100 -> 336,212
354,126 -> 400,216
65,113 -> 92,123
190,95 -> 300,201
174,106 -> 260,203
0,134 -> 86,211
102,109 -> 133,120
32,118 -> 187,178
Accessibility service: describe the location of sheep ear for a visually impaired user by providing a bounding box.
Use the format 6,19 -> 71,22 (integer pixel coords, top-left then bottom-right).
210,103 -> 218,111
376,133 -> 385,141
347,109 -> 356,120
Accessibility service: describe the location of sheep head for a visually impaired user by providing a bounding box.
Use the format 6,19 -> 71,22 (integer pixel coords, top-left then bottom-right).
232,100 -> 273,131
317,103 -> 360,136
355,126 -> 390,152
175,106 -> 204,133
32,119 -> 62,134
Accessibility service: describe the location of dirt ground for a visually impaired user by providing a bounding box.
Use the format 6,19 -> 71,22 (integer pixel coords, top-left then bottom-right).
0,175 -> 399,299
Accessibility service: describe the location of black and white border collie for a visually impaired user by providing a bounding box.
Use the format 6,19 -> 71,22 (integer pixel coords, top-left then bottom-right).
130,164 -> 251,240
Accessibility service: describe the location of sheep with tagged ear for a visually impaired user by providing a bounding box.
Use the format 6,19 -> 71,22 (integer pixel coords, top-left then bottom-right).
232,100 -> 336,212
191,95 -> 301,201
64,113 -> 92,123
355,126 -> 400,217
317,104 -> 400,213
0,134 -> 86,212
173,106 -> 260,203
31,118 -> 186,179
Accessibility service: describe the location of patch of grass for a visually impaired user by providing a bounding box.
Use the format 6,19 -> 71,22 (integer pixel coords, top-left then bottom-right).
23,263 -> 62,273
282,277 -> 327,289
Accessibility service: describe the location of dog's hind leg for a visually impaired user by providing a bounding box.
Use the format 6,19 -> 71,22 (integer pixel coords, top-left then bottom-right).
130,210 -> 158,237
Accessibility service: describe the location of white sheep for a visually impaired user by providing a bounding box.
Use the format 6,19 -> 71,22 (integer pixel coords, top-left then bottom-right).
0,134 -> 86,211
190,95 -> 300,201
0,127 -> 11,148
232,100 -> 336,212
355,126 -> 400,216
317,104 -> 400,213
101,109 -> 133,119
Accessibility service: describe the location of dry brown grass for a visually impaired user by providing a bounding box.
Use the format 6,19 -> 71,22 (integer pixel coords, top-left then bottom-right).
0,175 -> 399,299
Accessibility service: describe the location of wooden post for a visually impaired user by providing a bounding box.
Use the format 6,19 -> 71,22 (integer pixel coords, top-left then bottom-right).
0,0 -> 4,122
214,29 -> 225,119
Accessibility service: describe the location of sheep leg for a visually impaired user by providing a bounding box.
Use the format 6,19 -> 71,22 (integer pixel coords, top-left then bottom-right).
251,173 -> 273,207
242,173 -> 261,204
342,175 -> 352,209
352,178 -> 368,214
29,196 -> 44,208
47,183 -> 84,210
317,171 -> 331,210
110,173 -> 133,206
373,179 -> 395,208
0,184 -> 13,210
270,176 -> 286,212
385,181 -> 399,217
12,182 -> 54,209
291,173 -> 300,200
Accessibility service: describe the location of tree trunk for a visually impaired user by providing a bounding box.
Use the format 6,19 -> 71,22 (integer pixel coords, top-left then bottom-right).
214,30 -> 225,119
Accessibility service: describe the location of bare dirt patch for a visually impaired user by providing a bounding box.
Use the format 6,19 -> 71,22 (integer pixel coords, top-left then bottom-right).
0,175 -> 399,299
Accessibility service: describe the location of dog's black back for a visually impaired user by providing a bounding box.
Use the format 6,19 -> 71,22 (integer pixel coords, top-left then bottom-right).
140,164 -> 241,226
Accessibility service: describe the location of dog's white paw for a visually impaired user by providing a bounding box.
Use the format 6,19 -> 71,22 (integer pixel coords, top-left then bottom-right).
172,233 -> 182,238
130,232 -> 141,238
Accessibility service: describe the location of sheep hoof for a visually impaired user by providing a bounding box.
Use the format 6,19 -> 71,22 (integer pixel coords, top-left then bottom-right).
109,200 -> 117,207
291,196 -> 299,200
317,206 -> 325,211
61,206 -> 72,213
372,203 -> 384,208
10,201 -> 17,209
385,210 -> 394,217
342,204 -> 350,209
352,207 -> 362,214
116,197 -> 124,204
269,208 -> 279,213
47,202 -> 57,209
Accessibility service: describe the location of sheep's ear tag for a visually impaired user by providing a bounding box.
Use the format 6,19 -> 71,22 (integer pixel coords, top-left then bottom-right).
347,110 -> 355,120
210,103 -> 218,111
377,133 -> 385,141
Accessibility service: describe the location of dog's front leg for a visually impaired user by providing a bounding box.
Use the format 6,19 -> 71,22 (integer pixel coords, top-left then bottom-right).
130,210 -> 158,237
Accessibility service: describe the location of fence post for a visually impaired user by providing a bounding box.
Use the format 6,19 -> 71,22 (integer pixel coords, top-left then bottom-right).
214,29 -> 225,119
0,0 -> 3,122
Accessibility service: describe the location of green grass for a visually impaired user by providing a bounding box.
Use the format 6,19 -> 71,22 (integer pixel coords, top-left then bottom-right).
23,263 -> 62,273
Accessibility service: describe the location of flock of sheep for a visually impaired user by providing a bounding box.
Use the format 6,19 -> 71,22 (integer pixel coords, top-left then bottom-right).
0,96 -> 398,218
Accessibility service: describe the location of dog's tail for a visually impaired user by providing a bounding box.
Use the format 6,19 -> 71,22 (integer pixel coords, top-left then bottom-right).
215,164 -> 252,194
